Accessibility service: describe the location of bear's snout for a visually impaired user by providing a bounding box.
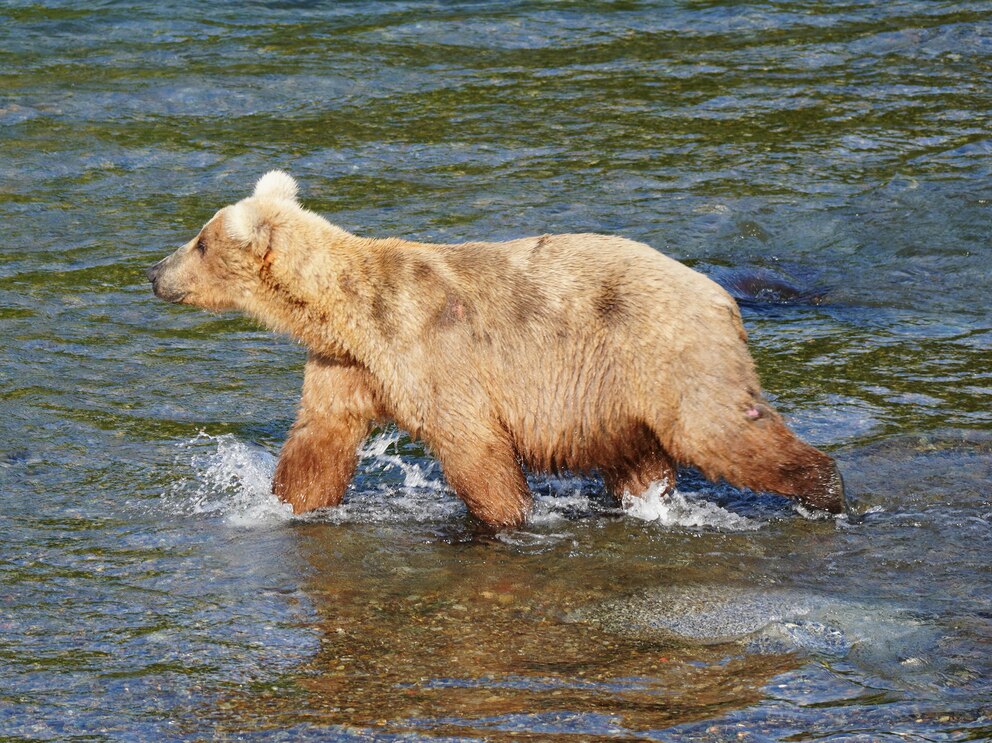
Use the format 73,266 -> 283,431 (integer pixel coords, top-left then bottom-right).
147,255 -> 188,303
147,259 -> 165,284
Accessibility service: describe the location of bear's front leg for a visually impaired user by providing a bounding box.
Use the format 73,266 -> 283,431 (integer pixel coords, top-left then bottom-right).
433,426 -> 532,529
273,353 -> 377,513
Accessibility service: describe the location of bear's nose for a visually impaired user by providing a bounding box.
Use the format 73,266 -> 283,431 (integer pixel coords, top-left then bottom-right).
147,259 -> 164,284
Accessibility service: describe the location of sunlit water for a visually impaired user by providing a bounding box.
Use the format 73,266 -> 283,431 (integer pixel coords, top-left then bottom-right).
1,1 -> 990,740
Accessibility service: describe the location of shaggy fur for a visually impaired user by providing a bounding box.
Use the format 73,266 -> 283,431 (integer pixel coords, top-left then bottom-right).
149,171 -> 845,527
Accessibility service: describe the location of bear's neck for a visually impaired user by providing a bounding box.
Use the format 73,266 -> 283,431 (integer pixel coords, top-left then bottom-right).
254,229 -> 403,367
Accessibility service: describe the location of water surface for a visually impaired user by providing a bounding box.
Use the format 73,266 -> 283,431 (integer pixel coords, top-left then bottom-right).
1,1 -> 991,740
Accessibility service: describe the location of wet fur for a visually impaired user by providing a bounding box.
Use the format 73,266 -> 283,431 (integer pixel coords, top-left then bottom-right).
149,172 -> 844,527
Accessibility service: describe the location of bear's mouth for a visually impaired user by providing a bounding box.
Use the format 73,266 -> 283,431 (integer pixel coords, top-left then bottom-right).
150,281 -> 188,304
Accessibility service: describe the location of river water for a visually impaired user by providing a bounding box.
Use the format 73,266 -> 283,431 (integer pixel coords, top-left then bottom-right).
2,1 -> 991,740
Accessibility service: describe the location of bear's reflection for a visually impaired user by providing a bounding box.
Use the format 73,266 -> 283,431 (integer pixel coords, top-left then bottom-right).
210,523 -> 798,738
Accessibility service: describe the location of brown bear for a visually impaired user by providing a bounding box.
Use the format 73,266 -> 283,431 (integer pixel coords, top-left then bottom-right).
148,171 -> 845,527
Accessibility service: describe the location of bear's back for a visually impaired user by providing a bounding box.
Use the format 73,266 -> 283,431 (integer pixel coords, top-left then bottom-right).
384,233 -> 746,473
422,232 -> 735,347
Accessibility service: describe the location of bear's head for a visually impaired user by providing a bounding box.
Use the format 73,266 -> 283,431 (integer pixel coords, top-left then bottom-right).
147,170 -> 308,313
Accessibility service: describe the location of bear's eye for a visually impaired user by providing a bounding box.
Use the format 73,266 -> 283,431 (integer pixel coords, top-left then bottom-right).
196,238 -> 207,256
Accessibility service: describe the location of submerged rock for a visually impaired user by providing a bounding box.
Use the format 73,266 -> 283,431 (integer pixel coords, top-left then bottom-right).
571,584 -> 942,690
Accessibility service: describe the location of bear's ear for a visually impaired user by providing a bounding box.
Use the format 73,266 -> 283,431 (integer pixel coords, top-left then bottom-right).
253,170 -> 299,203
225,200 -> 272,256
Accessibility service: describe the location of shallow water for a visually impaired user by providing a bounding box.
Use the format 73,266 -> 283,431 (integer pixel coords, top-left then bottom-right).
2,1 -> 991,740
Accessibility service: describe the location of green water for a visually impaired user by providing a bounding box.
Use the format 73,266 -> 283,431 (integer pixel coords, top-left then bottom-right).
1,1 -> 991,740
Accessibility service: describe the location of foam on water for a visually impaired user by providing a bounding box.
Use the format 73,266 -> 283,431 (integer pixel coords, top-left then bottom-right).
166,433 -> 760,532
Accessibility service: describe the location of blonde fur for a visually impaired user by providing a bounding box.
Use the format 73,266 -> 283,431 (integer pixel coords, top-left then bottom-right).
148,174 -> 845,526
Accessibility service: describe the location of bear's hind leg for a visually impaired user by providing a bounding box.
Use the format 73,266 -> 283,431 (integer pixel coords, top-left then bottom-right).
433,427 -> 532,529
728,430 -> 845,514
604,448 -> 677,503
273,353 -> 376,514
663,398 -> 845,514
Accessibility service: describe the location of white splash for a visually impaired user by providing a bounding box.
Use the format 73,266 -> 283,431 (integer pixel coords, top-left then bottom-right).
166,431 -> 460,528
326,429 -> 460,524
621,481 -> 760,531
357,429 -> 445,492
166,433 -> 291,526
529,475 -> 596,525
166,434 -> 758,532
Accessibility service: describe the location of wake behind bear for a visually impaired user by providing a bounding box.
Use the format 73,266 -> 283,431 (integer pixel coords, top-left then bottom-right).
148,171 -> 844,527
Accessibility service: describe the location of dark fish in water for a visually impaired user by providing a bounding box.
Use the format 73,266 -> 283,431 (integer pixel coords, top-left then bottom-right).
711,267 -> 829,306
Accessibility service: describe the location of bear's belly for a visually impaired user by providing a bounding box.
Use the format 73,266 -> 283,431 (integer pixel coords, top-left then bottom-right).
512,415 -> 661,475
